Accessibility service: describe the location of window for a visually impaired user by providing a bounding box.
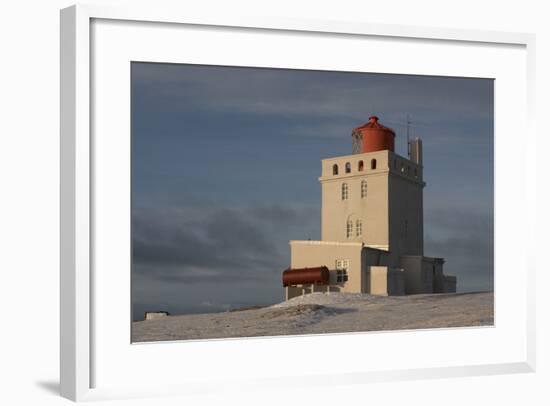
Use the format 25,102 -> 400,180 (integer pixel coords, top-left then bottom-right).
358,160 -> 364,171
414,168 -> 418,178
356,220 -> 362,236
371,159 -> 377,170
393,159 -> 397,169
332,164 -> 339,175
345,162 -> 351,173
336,270 -> 349,283
361,180 -> 367,198
341,183 -> 348,200
336,259 -> 349,270
335,259 -> 349,283
346,220 -> 353,238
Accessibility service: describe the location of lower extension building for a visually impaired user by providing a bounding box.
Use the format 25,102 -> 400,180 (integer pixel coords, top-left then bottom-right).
282,116 -> 456,299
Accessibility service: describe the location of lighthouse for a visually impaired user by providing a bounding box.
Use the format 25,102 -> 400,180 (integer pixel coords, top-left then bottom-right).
282,116 -> 456,299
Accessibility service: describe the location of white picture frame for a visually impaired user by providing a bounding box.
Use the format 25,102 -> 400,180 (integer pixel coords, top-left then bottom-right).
60,3 -> 536,402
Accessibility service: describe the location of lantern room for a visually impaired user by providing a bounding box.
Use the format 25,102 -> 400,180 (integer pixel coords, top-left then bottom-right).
352,116 -> 395,154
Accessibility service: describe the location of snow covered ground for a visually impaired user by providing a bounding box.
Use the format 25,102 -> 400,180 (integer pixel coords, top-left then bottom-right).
132,291 -> 493,342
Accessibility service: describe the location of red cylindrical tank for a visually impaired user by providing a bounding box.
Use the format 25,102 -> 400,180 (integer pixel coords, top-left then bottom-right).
282,266 -> 330,287
352,116 -> 395,153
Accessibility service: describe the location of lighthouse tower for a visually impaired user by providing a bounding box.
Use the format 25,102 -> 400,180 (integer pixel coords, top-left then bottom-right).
320,116 -> 424,258
282,116 -> 456,299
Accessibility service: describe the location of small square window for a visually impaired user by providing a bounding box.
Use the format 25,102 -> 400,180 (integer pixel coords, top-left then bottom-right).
336,270 -> 348,283
335,259 -> 349,283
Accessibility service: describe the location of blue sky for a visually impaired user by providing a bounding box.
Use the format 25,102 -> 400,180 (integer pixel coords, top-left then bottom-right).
131,62 -> 493,320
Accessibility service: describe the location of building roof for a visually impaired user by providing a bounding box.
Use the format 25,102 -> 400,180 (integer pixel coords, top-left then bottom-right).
352,116 -> 395,135
289,239 -> 363,247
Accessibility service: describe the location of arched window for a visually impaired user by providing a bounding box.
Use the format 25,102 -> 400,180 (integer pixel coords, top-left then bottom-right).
358,160 -> 364,171
341,183 -> 349,200
356,220 -> 362,236
361,180 -> 367,198
345,162 -> 351,173
346,220 -> 353,238
332,164 -> 339,175
414,168 -> 418,178
371,159 -> 377,170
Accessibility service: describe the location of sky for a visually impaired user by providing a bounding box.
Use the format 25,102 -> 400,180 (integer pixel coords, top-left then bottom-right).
131,62 -> 494,320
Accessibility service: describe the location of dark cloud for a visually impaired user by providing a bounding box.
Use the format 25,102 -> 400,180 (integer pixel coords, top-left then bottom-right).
132,204 -> 319,284
131,204 -> 320,318
425,208 -> 493,292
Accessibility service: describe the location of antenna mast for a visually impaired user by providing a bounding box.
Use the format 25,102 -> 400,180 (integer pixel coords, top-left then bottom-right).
406,114 -> 412,158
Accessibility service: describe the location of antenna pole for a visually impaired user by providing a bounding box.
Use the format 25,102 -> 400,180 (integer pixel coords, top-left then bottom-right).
406,114 -> 411,158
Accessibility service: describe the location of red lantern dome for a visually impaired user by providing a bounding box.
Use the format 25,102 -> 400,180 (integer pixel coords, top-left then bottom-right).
352,116 -> 395,153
